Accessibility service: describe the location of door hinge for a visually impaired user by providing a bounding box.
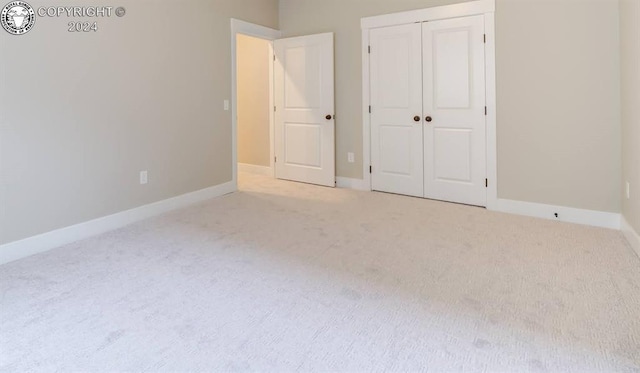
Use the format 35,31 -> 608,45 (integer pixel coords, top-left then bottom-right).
485,106 -> 487,116
368,45 -> 371,54
484,34 -> 486,43
273,54 -> 276,61
274,106 -> 277,112
275,156 -> 277,163
485,179 -> 488,188
369,105 -> 372,114
370,166 -> 372,174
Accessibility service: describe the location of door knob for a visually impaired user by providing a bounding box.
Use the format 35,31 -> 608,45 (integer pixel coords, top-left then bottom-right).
413,116 -> 420,122
326,115 -> 333,120
425,116 -> 433,122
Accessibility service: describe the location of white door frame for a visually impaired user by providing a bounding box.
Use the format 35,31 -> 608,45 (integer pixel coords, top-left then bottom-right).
361,0 -> 498,210
231,19 -> 282,188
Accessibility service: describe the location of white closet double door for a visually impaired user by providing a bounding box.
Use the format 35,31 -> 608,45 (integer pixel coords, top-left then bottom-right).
370,15 -> 487,206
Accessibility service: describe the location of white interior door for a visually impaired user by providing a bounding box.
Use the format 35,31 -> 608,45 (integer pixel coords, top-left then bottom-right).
370,23 -> 424,198
274,33 -> 335,187
423,15 -> 487,206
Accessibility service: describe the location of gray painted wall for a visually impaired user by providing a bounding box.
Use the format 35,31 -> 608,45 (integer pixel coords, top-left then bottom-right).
279,0 -> 622,213
1,0 -> 631,247
0,0 -> 279,244
620,0 -> 640,233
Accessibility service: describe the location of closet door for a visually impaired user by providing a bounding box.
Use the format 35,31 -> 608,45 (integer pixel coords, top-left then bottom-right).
423,15 -> 487,207
370,23 -> 424,198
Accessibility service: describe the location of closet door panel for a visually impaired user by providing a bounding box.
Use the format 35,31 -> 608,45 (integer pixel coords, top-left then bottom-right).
370,23 -> 424,198
423,15 -> 487,206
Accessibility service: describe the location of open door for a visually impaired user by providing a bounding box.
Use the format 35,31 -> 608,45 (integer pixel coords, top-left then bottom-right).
274,33 -> 335,187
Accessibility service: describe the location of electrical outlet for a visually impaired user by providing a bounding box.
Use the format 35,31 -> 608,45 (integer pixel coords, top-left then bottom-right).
140,171 -> 148,185
224,100 -> 229,111
626,181 -> 631,199
347,152 -> 355,163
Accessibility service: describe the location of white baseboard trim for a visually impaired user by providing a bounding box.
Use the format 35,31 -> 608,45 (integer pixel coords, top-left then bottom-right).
622,217 -> 640,258
238,163 -> 272,176
332,181 -> 620,229
493,198 -> 621,230
336,177 -> 370,191
0,181 -> 237,265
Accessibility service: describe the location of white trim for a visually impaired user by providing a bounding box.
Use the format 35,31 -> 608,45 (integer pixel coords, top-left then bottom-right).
336,177 -> 370,191
484,12 -> 498,210
362,28 -> 372,190
495,198 -> 621,230
268,41 -> 276,177
622,217 -> 640,259
231,19 -> 282,188
0,181 -> 236,265
238,163 -> 272,176
361,0 -> 495,29
361,0 -> 497,204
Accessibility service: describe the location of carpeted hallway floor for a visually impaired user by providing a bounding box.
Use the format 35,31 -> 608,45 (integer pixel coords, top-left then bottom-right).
1,172 -> 639,372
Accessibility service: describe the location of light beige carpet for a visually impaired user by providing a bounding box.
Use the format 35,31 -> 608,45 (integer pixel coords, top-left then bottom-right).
1,172 -> 639,372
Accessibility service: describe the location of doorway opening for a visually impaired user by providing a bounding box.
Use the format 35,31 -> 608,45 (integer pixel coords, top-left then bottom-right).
231,19 -> 281,188
231,20 -> 336,189
236,34 -> 274,179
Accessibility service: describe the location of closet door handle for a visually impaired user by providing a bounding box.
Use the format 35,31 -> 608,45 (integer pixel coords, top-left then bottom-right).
326,115 -> 333,120
413,116 -> 421,122
425,116 -> 433,122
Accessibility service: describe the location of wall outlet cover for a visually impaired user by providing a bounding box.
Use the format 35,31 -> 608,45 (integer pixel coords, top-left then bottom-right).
140,171 -> 148,185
